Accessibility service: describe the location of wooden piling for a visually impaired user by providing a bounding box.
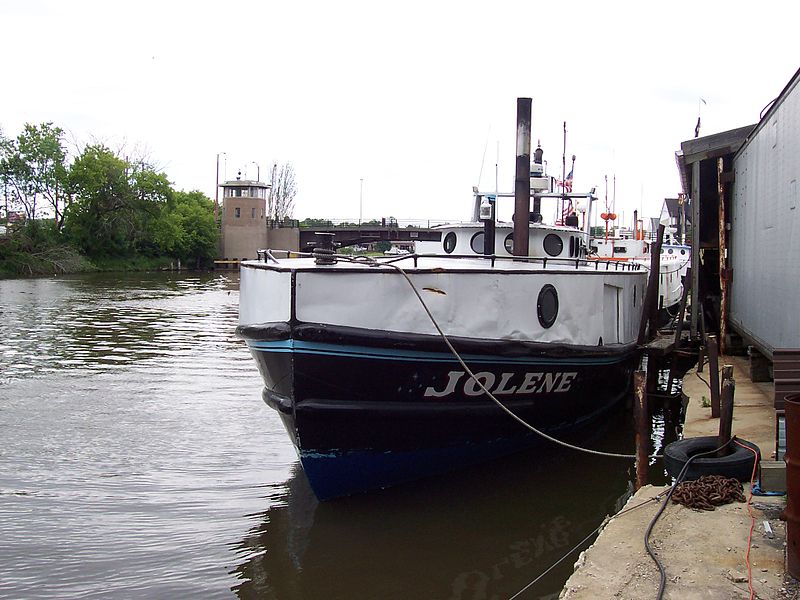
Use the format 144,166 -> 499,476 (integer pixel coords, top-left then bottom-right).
717,374 -> 735,457
634,370 -> 649,490
637,223 -> 666,345
717,158 -> 728,356
697,342 -> 705,373
673,267 -> 692,348
708,335 -> 721,418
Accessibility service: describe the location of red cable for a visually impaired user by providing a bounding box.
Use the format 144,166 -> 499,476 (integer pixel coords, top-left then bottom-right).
734,438 -> 759,600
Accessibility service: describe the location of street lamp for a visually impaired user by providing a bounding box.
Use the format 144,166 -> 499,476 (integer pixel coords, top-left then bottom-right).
249,161 -> 260,182
215,151 -> 227,220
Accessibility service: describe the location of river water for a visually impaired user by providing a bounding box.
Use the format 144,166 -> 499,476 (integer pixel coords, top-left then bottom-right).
0,272 -> 674,600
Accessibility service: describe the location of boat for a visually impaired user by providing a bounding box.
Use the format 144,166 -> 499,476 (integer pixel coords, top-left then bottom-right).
590,217 -> 691,325
237,99 -> 648,500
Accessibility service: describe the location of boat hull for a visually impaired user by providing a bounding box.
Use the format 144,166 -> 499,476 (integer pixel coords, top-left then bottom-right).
242,323 -> 639,500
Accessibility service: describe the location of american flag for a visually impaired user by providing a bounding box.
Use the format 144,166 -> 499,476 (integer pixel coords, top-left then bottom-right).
557,168 -> 573,193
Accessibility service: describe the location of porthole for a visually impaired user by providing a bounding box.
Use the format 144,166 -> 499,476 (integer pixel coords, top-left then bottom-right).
537,284 -> 559,328
680,249 -> 687,255
443,232 -> 457,254
470,231 -> 485,254
543,234 -> 563,257
667,248 -> 674,254
504,233 -> 514,254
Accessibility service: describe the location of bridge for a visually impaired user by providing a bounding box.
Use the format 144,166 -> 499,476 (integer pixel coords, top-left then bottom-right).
298,226 -> 442,249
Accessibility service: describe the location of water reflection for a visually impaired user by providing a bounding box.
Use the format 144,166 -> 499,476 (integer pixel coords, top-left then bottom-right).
230,409 -> 640,600
0,272 -> 242,383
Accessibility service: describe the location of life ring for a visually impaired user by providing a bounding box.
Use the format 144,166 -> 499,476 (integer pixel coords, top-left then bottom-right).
663,436 -> 760,482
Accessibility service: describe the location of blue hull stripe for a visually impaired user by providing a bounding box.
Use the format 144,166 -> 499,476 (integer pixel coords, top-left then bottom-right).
246,339 -> 625,365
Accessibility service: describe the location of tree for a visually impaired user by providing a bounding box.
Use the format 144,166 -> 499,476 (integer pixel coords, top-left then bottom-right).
168,190 -> 218,265
267,162 -> 297,221
64,145 -> 173,257
0,123 -> 68,227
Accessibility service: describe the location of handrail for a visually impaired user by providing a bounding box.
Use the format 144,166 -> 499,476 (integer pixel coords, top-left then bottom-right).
253,249 -> 645,272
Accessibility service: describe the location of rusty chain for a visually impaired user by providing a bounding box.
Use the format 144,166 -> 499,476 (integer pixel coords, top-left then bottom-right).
671,474 -> 745,511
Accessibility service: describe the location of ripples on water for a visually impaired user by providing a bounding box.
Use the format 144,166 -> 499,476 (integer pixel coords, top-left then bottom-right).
0,272 -> 656,600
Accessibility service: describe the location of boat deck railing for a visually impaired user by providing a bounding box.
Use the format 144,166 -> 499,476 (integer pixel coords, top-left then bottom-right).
255,249 -> 645,272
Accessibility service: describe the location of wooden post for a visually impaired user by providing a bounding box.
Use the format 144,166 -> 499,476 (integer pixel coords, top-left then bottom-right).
697,341 -> 705,373
717,375 -> 735,457
634,370 -> 649,490
673,267 -> 692,348
717,158 -> 728,356
637,223 -> 665,345
708,335 -> 720,418
690,160 -> 701,337
648,224 -> 666,340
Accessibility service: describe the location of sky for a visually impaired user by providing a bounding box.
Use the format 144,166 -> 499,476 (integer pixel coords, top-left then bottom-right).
2,0 -> 799,226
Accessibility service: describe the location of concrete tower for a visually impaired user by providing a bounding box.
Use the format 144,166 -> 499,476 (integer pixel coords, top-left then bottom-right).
219,171 -> 270,260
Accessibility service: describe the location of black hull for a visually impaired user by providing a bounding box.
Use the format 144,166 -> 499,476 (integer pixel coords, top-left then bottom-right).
240,322 -> 639,499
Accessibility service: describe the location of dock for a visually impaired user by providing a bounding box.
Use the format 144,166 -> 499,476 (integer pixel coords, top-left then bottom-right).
559,354 -> 792,599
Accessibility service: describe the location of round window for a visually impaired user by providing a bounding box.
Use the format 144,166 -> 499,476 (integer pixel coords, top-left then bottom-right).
504,233 -> 514,254
470,231 -> 485,254
543,234 -> 563,257
668,248 -> 674,254
537,284 -> 559,328
680,249 -> 686,255
443,232 -> 457,254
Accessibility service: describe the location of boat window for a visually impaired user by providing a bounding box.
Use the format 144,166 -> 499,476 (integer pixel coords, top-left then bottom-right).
537,284 -> 559,328
681,249 -> 686,255
504,233 -> 514,254
614,246 -> 627,254
569,236 -> 575,257
668,248 -> 674,254
470,232 -> 485,254
443,232 -> 457,254
543,234 -> 563,257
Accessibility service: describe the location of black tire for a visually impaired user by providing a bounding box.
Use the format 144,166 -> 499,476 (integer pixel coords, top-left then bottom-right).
663,436 -> 760,482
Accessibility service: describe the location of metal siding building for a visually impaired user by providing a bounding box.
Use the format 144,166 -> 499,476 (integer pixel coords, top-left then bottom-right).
730,70 -> 800,356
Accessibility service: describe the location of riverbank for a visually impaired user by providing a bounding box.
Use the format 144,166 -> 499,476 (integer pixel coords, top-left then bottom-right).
0,248 -> 203,278
559,354 -> 793,599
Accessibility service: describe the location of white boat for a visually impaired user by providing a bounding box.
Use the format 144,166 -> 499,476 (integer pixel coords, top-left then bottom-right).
590,224 -> 690,324
237,100 -> 648,499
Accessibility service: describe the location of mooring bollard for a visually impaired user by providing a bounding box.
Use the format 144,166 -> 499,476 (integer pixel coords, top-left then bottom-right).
707,335 -> 720,418
633,370 -> 648,491
784,393 -> 800,578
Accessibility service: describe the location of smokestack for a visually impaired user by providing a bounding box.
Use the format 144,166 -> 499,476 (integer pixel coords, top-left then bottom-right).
513,98 -> 532,257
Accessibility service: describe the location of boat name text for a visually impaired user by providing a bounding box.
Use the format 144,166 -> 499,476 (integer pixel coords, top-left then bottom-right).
424,370 -> 578,398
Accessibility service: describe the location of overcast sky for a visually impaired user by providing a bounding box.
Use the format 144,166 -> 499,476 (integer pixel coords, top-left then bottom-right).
2,0 -> 798,226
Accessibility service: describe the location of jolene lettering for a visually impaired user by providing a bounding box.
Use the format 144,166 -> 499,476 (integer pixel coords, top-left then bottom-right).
424,370 -> 578,398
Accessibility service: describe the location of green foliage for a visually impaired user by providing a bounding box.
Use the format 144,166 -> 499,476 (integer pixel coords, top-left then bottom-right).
168,190 -> 218,265
64,145 -> 197,260
0,123 -> 68,226
300,218 -> 334,228
0,220 -> 92,276
1,123 -> 219,273
590,225 -> 606,237
375,240 -> 391,252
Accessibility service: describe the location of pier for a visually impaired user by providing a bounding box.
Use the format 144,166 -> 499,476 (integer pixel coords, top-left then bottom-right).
560,354 -> 788,599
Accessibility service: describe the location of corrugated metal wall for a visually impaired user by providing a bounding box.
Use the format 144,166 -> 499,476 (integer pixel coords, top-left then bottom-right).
730,75 -> 800,355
